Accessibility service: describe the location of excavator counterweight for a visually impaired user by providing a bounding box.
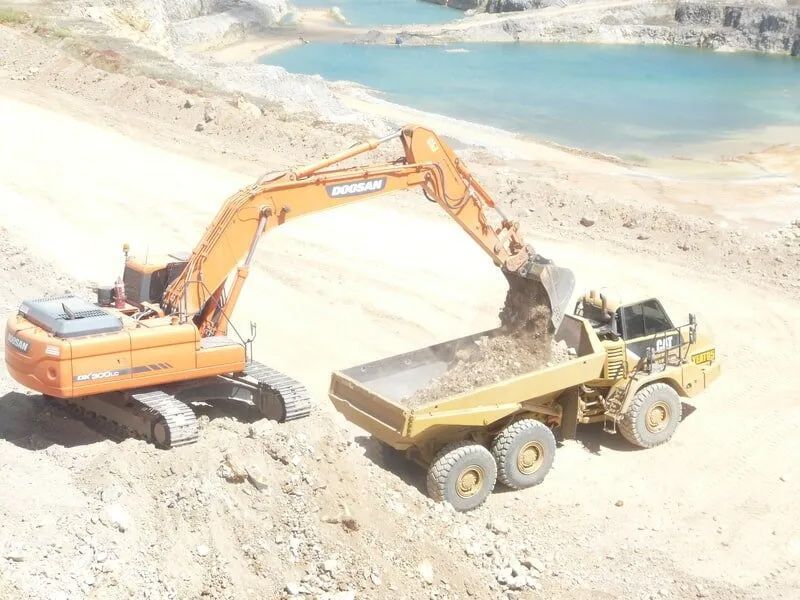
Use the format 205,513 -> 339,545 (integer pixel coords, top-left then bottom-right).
4,125 -> 574,447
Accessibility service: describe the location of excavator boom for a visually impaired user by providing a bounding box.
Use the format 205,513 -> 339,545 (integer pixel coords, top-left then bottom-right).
163,126 -> 574,334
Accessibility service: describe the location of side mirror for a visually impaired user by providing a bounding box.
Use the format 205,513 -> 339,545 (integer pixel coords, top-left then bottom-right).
688,313 -> 697,344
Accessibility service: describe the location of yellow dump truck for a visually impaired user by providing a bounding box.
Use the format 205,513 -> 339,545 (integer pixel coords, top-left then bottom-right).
329,293 -> 720,510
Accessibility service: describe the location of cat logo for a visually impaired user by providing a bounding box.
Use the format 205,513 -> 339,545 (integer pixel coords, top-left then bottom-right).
655,337 -> 675,353
326,178 -> 387,198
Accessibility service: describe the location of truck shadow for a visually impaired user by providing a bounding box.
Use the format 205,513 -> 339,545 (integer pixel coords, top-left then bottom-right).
0,391 -> 263,451
355,403 -> 699,496
355,435 -> 428,496
573,402 -> 697,454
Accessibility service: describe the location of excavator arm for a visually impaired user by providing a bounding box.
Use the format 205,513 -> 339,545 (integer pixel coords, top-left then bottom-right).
162,126 -> 574,337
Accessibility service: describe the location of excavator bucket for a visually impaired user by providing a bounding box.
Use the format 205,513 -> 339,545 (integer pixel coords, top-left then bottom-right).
529,259 -> 576,330
501,254 -> 576,332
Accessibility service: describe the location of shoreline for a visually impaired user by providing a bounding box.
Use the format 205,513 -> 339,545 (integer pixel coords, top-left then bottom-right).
334,84 -> 800,228
207,29 -> 800,175
203,5 -> 799,164
206,10 -> 367,63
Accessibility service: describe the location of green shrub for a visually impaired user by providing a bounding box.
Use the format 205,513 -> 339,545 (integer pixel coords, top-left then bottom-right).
0,9 -> 31,25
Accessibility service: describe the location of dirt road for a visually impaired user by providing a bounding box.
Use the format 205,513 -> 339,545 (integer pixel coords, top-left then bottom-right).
1,25 -> 799,600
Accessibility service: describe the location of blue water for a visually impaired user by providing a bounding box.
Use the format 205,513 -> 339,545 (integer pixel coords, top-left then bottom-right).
291,1 -> 457,27
264,42 -> 800,156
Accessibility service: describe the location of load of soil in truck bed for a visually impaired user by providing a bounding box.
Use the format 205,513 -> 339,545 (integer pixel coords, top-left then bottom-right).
405,272 -> 574,407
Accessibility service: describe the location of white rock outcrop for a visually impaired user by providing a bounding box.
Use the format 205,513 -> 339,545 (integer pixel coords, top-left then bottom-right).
69,0 -> 293,53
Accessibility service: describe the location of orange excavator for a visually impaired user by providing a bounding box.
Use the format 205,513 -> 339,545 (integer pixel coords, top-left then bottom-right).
4,126 -> 574,447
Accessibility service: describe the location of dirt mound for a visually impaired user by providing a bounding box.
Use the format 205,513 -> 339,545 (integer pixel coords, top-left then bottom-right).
407,332 -> 561,405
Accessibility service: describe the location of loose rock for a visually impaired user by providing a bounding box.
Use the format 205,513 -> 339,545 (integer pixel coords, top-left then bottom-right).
418,560 -> 434,585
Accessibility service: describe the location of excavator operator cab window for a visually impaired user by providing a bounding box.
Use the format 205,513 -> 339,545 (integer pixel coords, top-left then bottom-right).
617,299 -> 674,341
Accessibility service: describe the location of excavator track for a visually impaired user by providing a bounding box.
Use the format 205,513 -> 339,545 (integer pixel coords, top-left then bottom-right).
243,362 -> 312,422
45,388 -> 198,449
130,389 -> 198,448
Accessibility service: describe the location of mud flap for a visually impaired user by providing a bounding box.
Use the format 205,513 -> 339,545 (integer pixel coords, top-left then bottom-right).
558,388 -> 580,440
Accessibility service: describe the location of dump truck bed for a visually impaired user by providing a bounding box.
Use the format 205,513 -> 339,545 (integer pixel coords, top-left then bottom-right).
329,315 -> 607,450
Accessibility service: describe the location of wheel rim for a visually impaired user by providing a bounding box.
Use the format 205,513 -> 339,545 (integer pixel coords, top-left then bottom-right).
517,441 -> 545,475
456,465 -> 485,498
645,401 -> 671,433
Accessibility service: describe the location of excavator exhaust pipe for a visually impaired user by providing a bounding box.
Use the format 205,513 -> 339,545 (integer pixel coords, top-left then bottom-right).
501,252 -> 576,332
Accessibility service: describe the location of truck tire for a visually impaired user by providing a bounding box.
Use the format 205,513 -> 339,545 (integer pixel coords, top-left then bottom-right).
491,419 -> 556,489
426,441 -> 496,512
619,382 -> 682,449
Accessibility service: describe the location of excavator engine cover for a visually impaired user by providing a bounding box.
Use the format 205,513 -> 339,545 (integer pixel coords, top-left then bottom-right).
19,295 -> 123,338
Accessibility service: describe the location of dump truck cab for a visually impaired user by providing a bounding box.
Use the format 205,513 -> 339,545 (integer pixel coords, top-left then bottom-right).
577,291 -> 683,356
577,290 -> 719,392
572,291 -> 720,438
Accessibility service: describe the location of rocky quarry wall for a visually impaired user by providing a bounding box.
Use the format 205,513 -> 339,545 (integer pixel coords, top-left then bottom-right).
418,0 -> 799,55
673,1 -> 800,55
60,1 -> 376,127
423,1 -> 586,12
69,0 -> 293,52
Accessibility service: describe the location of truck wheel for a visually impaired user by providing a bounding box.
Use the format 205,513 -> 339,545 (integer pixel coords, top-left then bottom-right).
426,441 -> 496,512
619,382 -> 682,449
491,419 -> 556,489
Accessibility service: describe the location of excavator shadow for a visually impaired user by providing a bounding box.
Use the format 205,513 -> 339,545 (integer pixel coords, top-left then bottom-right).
188,397 -> 264,424
0,391 -> 264,451
0,391 -> 109,450
573,402 -> 697,455
355,435 -> 428,496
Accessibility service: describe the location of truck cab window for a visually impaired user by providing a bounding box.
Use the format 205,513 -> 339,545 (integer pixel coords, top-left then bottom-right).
642,299 -> 673,335
619,299 -> 674,340
620,304 -> 645,339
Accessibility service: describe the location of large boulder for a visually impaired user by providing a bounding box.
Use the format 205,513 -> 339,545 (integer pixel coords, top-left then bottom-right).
248,0 -> 292,27
674,2 -> 722,26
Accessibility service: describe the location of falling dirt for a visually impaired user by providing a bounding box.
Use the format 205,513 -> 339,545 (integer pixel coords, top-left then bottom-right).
406,269 -> 569,405
498,269 -> 552,333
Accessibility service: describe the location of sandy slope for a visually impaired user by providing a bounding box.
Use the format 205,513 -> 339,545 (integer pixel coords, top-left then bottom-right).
1,24 -> 799,600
